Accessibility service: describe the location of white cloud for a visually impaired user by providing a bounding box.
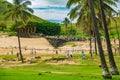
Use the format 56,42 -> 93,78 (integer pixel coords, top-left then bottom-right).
7,0 -> 69,23
7,0 -> 120,23
30,0 -> 68,8
33,9 -> 69,20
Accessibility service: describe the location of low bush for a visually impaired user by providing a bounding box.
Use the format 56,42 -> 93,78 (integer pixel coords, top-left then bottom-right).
28,21 -> 61,36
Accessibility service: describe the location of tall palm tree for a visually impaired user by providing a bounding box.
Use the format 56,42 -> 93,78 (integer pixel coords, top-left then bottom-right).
63,17 -> 70,35
88,0 -> 112,78
98,0 -> 119,75
67,0 -> 117,56
3,0 -> 33,63
67,0 -> 112,78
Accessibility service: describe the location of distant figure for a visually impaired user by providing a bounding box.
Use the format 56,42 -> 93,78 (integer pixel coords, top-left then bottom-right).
16,52 -> 19,57
34,50 -> 36,55
11,48 -> 13,55
30,49 -> 34,55
66,50 -> 72,58
55,50 -> 58,54
72,48 -> 75,54
81,50 -> 86,60
114,38 -> 116,44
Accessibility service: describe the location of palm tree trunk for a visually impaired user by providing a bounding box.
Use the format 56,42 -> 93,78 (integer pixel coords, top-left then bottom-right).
88,0 -> 111,78
94,33 -> 98,55
15,20 -> 24,63
71,21 -> 72,30
17,29 -> 24,63
113,19 -> 120,55
66,24 -> 68,35
89,30 -> 92,58
109,22 -> 112,35
98,0 -> 119,75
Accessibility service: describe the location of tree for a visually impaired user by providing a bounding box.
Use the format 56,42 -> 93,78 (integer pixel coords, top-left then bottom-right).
98,0 -> 119,75
88,0 -> 112,78
66,0 -> 117,57
67,0 -> 112,78
3,0 -> 33,63
63,17 -> 70,35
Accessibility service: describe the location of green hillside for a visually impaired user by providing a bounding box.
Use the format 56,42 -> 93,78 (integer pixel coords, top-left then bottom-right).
0,0 -> 47,29
60,17 -> 120,38
0,14 -> 46,28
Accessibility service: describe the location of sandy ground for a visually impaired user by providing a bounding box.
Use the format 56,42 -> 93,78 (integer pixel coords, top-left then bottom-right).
0,36 -> 119,66
0,36 -> 119,55
0,36 -> 54,55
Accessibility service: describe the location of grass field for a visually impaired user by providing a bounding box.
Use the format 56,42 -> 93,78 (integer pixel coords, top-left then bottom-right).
0,53 -> 120,80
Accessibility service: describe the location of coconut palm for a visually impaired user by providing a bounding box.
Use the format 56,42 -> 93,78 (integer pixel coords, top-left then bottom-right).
98,0 -> 119,75
88,0 -> 112,78
67,0 -> 117,56
3,0 -> 34,63
67,0 -> 119,75
63,17 -> 70,35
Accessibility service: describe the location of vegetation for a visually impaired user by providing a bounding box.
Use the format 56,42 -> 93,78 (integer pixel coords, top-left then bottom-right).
60,17 -> 120,37
0,0 -> 120,79
66,0 -> 120,79
0,54 -> 120,80
28,21 -> 61,36
2,0 -> 35,63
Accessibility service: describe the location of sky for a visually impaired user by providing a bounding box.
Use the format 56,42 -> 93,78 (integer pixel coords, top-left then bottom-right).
7,0 -> 120,23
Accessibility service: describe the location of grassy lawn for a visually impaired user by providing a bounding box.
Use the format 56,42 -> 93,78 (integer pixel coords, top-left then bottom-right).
0,54 -> 120,80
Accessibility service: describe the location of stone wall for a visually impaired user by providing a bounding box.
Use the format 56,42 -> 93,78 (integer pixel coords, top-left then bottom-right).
46,38 -> 67,47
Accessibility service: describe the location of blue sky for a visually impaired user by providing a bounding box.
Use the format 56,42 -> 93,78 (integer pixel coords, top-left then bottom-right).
7,0 -> 120,23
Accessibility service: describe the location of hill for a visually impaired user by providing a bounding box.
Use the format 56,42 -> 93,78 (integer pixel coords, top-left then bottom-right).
60,17 -> 120,38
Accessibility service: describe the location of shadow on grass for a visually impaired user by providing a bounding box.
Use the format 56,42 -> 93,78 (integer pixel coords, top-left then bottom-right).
43,57 -> 68,62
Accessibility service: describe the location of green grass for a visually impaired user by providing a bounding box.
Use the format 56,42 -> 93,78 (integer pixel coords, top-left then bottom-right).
0,55 -> 17,61
0,54 -> 120,80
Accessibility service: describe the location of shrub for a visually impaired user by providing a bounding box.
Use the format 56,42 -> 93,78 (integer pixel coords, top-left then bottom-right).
28,21 -> 61,36
69,29 -> 76,35
0,23 -> 6,30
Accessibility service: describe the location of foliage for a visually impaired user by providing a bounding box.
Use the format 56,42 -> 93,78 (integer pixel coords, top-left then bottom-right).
28,21 -> 61,36
10,21 -> 23,31
0,23 -> 6,30
3,0 -> 34,26
69,29 -> 76,35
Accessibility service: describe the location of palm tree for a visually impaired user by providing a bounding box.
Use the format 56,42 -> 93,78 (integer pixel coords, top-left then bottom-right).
88,0 -> 112,78
67,0 -> 112,78
98,0 -> 119,75
3,0 -> 33,63
66,0 -> 117,56
63,17 -> 70,35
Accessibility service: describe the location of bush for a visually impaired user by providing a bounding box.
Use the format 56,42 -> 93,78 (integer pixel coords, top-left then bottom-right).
0,23 -> 6,30
69,29 -> 76,35
28,21 -> 61,36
